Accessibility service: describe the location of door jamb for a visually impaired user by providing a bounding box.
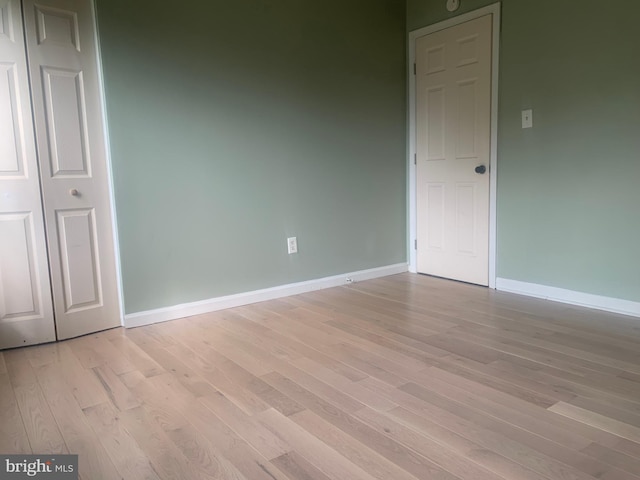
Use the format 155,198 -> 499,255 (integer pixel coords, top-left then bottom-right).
407,3 -> 501,288
92,0 -> 125,326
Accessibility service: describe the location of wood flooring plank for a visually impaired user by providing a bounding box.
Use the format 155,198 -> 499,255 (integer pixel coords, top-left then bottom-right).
272,451 -> 333,480
421,333 -> 505,364
407,366 -> 593,449
248,378 -> 307,417
399,383 -> 599,480
175,317 -> 367,415
0,372 -> 31,454
550,402 -> 640,444
277,308 -> 434,372
108,335 -> 165,378
162,339 -> 272,415
256,408 -> 381,480
302,288 -> 457,334
55,347 -> 110,409
430,355 -> 564,408
25,343 -> 64,368
36,363 -> 121,479
92,364 -> 141,411
292,357 -> 398,412
14,381 -> 67,454
213,311 -> 304,362
353,407 -> 503,480
152,373 -> 291,480
567,396 -> 640,428
172,320 -> 274,377
398,380 -> 635,480
198,389 -> 292,460
92,333 -> 137,375
289,409 -> 420,480
388,406 -> 550,480
234,307 -> 369,382
491,359 -> 640,414
0,351 -> 6,374
452,323 -> 640,375
619,371 -> 640,384
83,401 -> 160,480
120,372 -> 251,480
119,404 -> 220,480
4,347 -> 38,387
125,329 -> 218,399
463,355 -> 576,402
67,336 -> 110,369
581,443 -> 640,477
323,317 -> 447,362
163,424 -> 249,480
357,376 -> 574,480
261,372 -> 461,480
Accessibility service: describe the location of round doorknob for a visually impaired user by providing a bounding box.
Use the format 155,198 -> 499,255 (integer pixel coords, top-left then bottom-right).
474,165 -> 487,174
69,188 -> 80,196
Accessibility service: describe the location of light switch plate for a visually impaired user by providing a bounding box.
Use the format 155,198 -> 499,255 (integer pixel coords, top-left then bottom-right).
522,109 -> 533,129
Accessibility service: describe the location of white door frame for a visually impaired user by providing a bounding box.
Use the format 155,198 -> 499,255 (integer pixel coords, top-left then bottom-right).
408,3 -> 501,288
92,0 -> 125,328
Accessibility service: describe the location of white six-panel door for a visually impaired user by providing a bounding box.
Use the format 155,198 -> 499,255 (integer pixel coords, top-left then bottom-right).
0,0 -> 119,347
0,0 -> 56,348
416,15 -> 492,286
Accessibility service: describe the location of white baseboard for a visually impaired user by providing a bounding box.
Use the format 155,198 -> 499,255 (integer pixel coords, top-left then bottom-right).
124,263 -> 408,328
496,278 -> 640,318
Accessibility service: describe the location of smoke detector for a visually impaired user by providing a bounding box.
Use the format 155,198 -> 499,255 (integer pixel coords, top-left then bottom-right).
447,0 -> 460,12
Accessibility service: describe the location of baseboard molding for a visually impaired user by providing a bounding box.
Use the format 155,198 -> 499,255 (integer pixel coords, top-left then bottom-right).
124,263 -> 408,328
496,278 -> 640,318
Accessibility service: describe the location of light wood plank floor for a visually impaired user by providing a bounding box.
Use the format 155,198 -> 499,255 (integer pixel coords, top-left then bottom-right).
2,273 -> 640,480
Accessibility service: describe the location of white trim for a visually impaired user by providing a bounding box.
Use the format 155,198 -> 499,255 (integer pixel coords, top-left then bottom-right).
124,263 -> 409,328
92,0 -> 125,327
496,278 -> 640,319
407,3 -> 501,289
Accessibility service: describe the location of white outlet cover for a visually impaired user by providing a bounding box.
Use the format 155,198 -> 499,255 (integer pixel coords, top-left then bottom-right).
447,0 -> 460,12
522,109 -> 533,129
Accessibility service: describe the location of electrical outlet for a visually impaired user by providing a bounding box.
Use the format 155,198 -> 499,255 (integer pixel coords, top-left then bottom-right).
287,237 -> 298,254
522,109 -> 533,129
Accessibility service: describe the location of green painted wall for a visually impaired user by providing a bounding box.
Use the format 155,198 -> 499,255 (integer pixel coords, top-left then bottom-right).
96,0 -> 407,314
409,0 -> 640,302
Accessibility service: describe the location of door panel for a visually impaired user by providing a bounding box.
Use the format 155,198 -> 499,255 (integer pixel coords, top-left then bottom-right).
23,0 -> 119,340
34,4 -> 81,49
0,0 -> 55,348
426,87 -> 445,160
0,214 -> 42,319
41,68 -> 91,176
416,15 -> 492,286
0,64 -> 24,174
56,208 -> 102,312
426,183 -> 444,250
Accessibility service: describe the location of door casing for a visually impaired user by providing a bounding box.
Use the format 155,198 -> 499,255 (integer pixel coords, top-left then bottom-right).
408,3 -> 500,287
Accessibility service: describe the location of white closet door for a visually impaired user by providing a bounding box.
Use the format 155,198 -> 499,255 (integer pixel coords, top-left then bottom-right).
22,0 -> 120,339
0,0 -> 56,349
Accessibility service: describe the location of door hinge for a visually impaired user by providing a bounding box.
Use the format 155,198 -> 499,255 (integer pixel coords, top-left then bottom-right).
414,239 -> 417,250
413,63 -> 416,75
414,153 -> 417,165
